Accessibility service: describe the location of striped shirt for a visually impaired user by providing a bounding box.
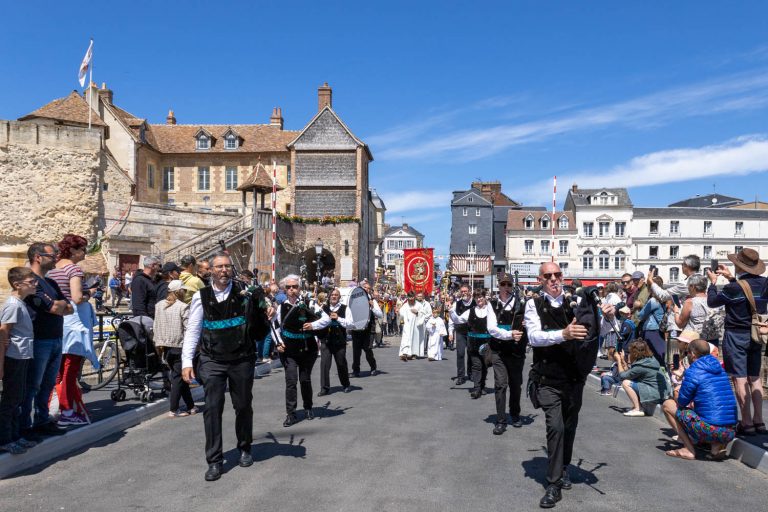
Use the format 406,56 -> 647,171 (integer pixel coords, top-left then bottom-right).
46,263 -> 83,301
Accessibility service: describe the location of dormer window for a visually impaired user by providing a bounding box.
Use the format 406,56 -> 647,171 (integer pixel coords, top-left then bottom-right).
223,129 -> 240,150
541,216 -> 550,230
559,216 -> 569,229
524,215 -> 534,230
196,134 -> 210,150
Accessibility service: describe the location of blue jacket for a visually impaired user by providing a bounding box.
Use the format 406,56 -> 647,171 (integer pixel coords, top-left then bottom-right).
677,354 -> 737,426
638,297 -> 664,331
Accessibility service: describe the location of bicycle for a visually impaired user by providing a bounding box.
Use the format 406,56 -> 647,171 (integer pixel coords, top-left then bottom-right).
78,307 -> 128,392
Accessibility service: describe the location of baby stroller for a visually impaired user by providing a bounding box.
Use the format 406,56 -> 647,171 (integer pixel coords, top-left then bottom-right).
111,316 -> 165,403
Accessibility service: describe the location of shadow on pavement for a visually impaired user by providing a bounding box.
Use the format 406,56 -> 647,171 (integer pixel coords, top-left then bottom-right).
522,456 -> 606,492
315,402 -> 352,419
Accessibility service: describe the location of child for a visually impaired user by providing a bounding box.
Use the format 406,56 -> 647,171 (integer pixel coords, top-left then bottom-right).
425,309 -> 447,361
599,347 -> 622,396
0,268 -> 39,454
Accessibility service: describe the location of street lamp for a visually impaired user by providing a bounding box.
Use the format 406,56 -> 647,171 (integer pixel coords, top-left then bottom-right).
490,252 -> 495,294
314,238 -> 323,289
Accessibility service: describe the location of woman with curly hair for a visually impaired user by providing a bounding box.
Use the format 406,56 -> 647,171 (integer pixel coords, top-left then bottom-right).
47,234 -> 99,426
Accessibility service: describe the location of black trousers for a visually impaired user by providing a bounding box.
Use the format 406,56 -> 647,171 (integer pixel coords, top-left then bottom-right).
490,350 -> 525,422
319,341 -> 350,390
197,354 -> 254,465
0,357 -> 29,444
165,348 -> 195,412
455,330 -> 468,378
467,339 -> 488,392
280,349 -> 318,414
351,330 -> 376,374
536,382 -> 585,484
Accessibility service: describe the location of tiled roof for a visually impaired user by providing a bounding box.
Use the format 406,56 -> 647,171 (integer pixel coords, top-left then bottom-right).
634,207 -> 768,219
110,104 -> 145,128
19,91 -> 107,127
491,192 -> 520,206
147,124 -> 298,153
567,187 -> 632,207
506,210 -> 576,232
384,224 -> 425,238
668,193 -> 743,208
237,163 -> 284,191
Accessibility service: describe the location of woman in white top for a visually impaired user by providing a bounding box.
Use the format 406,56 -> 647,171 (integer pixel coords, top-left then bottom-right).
673,274 -> 722,344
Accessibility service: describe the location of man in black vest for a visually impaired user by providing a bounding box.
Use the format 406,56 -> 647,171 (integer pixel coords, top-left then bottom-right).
181,252 -> 271,481
524,262 -> 611,508
451,285 -> 474,385
350,280 -> 382,378
318,288 -> 353,396
489,273 -> 527,434
274,274 -> 331,427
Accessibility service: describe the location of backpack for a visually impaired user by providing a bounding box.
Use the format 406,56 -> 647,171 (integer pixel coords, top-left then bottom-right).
699,306 -> 725,341
737,280 -> 768,345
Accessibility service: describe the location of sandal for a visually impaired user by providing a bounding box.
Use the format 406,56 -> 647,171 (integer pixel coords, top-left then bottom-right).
665,449 -> 695,460
754,422 -> 767,434
737,422 -> 756,436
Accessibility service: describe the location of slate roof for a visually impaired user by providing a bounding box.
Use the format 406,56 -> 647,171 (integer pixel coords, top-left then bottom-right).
668,193 -> 743,208
384,224 -> 425,238
19,91 -> 107,127
237,163 -> 284,192
506,210 -> 576,232
370,189 -> 386,210
566,187 -> 632,207
146,124 -> 298,153
634,207 -> 768,219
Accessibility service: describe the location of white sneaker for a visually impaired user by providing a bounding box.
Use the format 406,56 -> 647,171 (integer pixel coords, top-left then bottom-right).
623,409 -> 645,417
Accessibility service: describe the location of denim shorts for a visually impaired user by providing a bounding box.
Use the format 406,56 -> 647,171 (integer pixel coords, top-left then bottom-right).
722,330 -> 762,378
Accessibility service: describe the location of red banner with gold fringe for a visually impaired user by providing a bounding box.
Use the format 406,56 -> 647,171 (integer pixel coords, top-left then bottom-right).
404,248 -> 434,295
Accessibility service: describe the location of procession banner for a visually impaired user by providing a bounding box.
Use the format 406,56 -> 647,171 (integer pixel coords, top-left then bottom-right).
404,248 -> 434,295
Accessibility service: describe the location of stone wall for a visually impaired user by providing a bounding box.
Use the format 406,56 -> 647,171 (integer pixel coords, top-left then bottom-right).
276,219 -> 361,282
294,189 -> 357,217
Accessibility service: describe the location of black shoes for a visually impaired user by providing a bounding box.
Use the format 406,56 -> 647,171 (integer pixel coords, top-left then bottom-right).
343,386 -> 352,393
283,413 -> 298,427
317,389 -> 329,397
539,484 -> 562,508
238,450 -> 253,467
493,423 -> 506,435
511,416 -> 523,428
352,372 -> 360,378
305,409 -> 315,420
205,463 -> 222,481
559,469 -> 572,490
456,377 -> 467,385
470,390 -> 482,399
370,369 -> 379,376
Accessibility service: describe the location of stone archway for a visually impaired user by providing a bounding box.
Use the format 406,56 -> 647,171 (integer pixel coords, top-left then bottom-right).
301,247 -> 336,284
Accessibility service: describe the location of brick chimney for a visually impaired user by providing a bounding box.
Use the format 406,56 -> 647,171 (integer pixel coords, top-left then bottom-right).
270,107 -> 283,130
318,82 -> 332,111
571,183 -> 578,193
402,222 -> 409,230
98,82 -> 113,105
166,109 -> 176,125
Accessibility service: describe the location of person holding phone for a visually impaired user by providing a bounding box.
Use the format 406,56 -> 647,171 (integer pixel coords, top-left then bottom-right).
673,275 -> 722,346
646,254 -> 702,303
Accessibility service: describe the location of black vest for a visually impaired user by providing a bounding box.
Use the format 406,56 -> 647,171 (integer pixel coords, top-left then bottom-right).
200,283 -> 254,361
280,301 -> 317,354
531,296 -> 582,385
467,307 -> 489,350
490,295 -> 528,357
454,299 -> 475,334
321,303 -> 348,345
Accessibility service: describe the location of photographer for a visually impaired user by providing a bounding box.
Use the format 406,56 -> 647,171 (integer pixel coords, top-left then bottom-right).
647,255 -> 702,303
524,262 -> 615,509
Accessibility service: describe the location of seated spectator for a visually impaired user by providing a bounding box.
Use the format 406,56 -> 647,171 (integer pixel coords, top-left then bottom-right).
662,339 -> 738,460
599,346 -> 622,396
618,339 -> 671,417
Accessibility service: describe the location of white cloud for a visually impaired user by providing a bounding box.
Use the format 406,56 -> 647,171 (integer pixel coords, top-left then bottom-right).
515,135 -> 768,205
374,70 -> 768,161
383,189 -> 454,214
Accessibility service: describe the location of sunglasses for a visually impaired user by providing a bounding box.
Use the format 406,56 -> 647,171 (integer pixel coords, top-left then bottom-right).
621,280 -> 632,285
541,272 -> 562,280
499,282 -> 513,287
285,284 -> 299,289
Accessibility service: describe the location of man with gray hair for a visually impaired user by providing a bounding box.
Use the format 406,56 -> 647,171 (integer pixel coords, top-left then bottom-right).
130,255 -> 162,318
647,254 -> 701,302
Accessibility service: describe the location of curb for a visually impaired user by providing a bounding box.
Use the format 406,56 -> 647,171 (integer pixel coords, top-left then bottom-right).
585,372 -> 768,474
0,358 -> 283,480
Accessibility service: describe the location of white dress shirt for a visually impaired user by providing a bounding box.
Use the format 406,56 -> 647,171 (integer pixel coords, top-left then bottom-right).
182,281 -> 232,369
451,303 -> 513,340
274,297 -> 331,345
326,302 -> 354,329
524,292 -> 619,347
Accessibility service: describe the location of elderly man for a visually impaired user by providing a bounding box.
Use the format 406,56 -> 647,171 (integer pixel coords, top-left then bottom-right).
648,254 -> 701,302
273,274 -> 331,426
525,262 -> 615,509
130,255 -> 162,318
181,251 -> 271,481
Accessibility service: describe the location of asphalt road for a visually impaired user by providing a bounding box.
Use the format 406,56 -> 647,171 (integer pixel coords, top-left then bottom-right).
3,337 -> 767,511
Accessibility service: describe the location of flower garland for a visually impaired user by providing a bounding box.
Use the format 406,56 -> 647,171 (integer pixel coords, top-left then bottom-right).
277,212 -> 361,225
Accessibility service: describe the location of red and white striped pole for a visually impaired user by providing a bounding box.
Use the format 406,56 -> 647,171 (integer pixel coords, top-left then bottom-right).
271,159 -> 277,281
552,176 -> 556,262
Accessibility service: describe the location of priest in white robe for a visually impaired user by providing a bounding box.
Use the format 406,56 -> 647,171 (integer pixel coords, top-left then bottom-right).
399,292 -> 426,360
415,292 -> 432,357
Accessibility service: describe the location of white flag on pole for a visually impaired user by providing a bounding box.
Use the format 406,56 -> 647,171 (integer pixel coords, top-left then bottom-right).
78,40 -> 93,88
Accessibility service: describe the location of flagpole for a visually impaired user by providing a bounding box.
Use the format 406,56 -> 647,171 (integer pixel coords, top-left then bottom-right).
88,39 -> 93,129
271,159 -> 277,281
552,176 -> 556,263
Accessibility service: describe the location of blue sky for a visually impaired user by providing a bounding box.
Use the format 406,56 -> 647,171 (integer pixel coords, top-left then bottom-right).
2,1 -> 767,256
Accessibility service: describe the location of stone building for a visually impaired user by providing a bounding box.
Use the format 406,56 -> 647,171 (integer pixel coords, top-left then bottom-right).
0,82 -> 382,295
